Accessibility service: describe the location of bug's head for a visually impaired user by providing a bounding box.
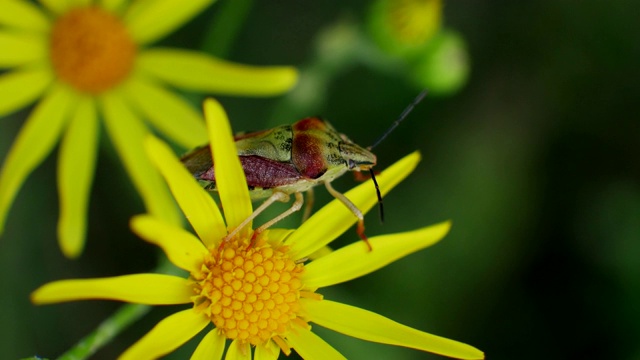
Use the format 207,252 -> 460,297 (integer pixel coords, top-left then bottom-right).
338,138 -> 377,172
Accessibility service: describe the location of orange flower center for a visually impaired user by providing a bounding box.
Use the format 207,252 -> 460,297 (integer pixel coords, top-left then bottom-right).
192,235 -> 309,348
49,7 -> 136,94
387,0 -> 441,45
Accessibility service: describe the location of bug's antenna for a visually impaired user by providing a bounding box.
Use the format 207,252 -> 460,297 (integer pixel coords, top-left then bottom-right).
369,168 -> 384,223
367,90 -> 428,224
368,89 -> 428,150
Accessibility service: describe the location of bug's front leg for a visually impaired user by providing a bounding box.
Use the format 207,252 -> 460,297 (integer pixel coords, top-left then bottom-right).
324,181 -> 372,251
223,191 -> 293,246
253,192 -> 304,238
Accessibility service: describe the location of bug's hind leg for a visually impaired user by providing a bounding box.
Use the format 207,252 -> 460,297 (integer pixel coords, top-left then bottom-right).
223,191 -> 295,246
324,181 -> 372,251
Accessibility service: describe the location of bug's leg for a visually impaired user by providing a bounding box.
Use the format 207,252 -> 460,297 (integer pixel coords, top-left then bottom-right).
301,187 -> 314,223
223,191 -> 291,246
252,192 -> 304,246
324,181 -> 372,251
352,171 -> 370,182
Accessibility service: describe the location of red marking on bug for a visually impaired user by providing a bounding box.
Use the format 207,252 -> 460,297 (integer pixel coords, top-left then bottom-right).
292,133 -> 326,179
292,117 -> 326,132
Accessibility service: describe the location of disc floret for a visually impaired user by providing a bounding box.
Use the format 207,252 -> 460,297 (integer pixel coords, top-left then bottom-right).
50,7 -> 136,93
192,234 -> 308,349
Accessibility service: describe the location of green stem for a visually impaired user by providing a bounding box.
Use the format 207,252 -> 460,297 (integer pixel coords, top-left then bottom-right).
55,257 -> 182,360
56,303 -> 150,360
200,0 -> 254,57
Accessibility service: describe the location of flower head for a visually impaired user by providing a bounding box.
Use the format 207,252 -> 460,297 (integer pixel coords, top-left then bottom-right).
31,99 -> 483,359
368,0 -> 442,58
0,0 -> 298,257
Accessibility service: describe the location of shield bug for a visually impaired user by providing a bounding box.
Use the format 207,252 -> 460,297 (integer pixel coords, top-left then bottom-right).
182,90 -> 427,249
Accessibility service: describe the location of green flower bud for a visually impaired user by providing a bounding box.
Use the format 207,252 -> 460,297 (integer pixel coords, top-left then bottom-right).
409,30 -> 470,95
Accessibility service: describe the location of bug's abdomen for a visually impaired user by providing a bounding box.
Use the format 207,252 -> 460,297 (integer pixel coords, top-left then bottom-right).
240,156 -> 302,188
195,155 -> 302,189
181,144 -> 213,179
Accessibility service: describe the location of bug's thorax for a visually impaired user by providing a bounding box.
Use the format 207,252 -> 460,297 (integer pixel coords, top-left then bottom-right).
289,117 -> 377,177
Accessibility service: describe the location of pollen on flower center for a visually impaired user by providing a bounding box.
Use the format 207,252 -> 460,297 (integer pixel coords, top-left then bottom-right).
192,235 -> 307,347
49,7 -> 136,94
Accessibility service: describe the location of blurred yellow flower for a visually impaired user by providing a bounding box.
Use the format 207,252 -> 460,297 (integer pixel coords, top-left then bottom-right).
31,99 -> 483,360
0,0 -> 298,257
368,0 -> 442,57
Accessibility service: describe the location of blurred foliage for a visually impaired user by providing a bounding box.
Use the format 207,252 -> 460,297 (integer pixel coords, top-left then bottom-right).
1,0 -> 639,359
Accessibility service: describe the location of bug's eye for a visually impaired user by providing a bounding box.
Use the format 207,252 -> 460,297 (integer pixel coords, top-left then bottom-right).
347,159 -> 356,169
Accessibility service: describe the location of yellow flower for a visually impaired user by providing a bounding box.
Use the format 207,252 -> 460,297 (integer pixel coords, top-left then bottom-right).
368,0 -> 442,58
31,99 -> 483,360
0,0 -> 298,257
387,0 -> 441,45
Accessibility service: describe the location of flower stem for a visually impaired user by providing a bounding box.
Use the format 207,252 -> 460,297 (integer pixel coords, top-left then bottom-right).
56,303 -> 151,360
201,0 -> 254,57
55,256 -> 183,360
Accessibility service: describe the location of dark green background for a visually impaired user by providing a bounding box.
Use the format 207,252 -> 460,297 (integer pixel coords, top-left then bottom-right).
1,1 -> 638,359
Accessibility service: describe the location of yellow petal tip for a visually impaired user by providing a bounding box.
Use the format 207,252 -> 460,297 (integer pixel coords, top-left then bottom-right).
57,223 -> 85,259
276,66 -> 299,92
203,98 -> 224,117
30,285 -> 49,305
129,214 -> 150,233
407,150 -> 422,165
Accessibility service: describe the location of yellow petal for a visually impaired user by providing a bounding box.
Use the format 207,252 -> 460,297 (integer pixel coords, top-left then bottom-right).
138,49 -> 298,96
225,340 -> 251,360
204,98 -> 253,236
130,215 -> 208,273
124,0 -> 214,45
286,325 -> 346,360
0,66 -> 52,116
57,96 -> 99,258
0,0 -> 50,32
122,76 -> 207,148
119,309 -> 209,360
72,0 -> 93,8
38,0 -> 74,16
98,0 -> 128,13
100,92 -> 181,226
265,228 -> 294,244
0,83 -> 73,235
144,136 -> 226,247
303,221 -> 450,289
0,31 -> 47,67
287,151 -> 421,259
31,274 -> 192,305
254,340 -> 280,360
302,299 -> 484,360
192,329 -> 225,360
307,245 -> 333,260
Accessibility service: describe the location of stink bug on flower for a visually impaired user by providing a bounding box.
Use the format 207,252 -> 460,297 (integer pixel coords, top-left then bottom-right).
182,91 -> 427,250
